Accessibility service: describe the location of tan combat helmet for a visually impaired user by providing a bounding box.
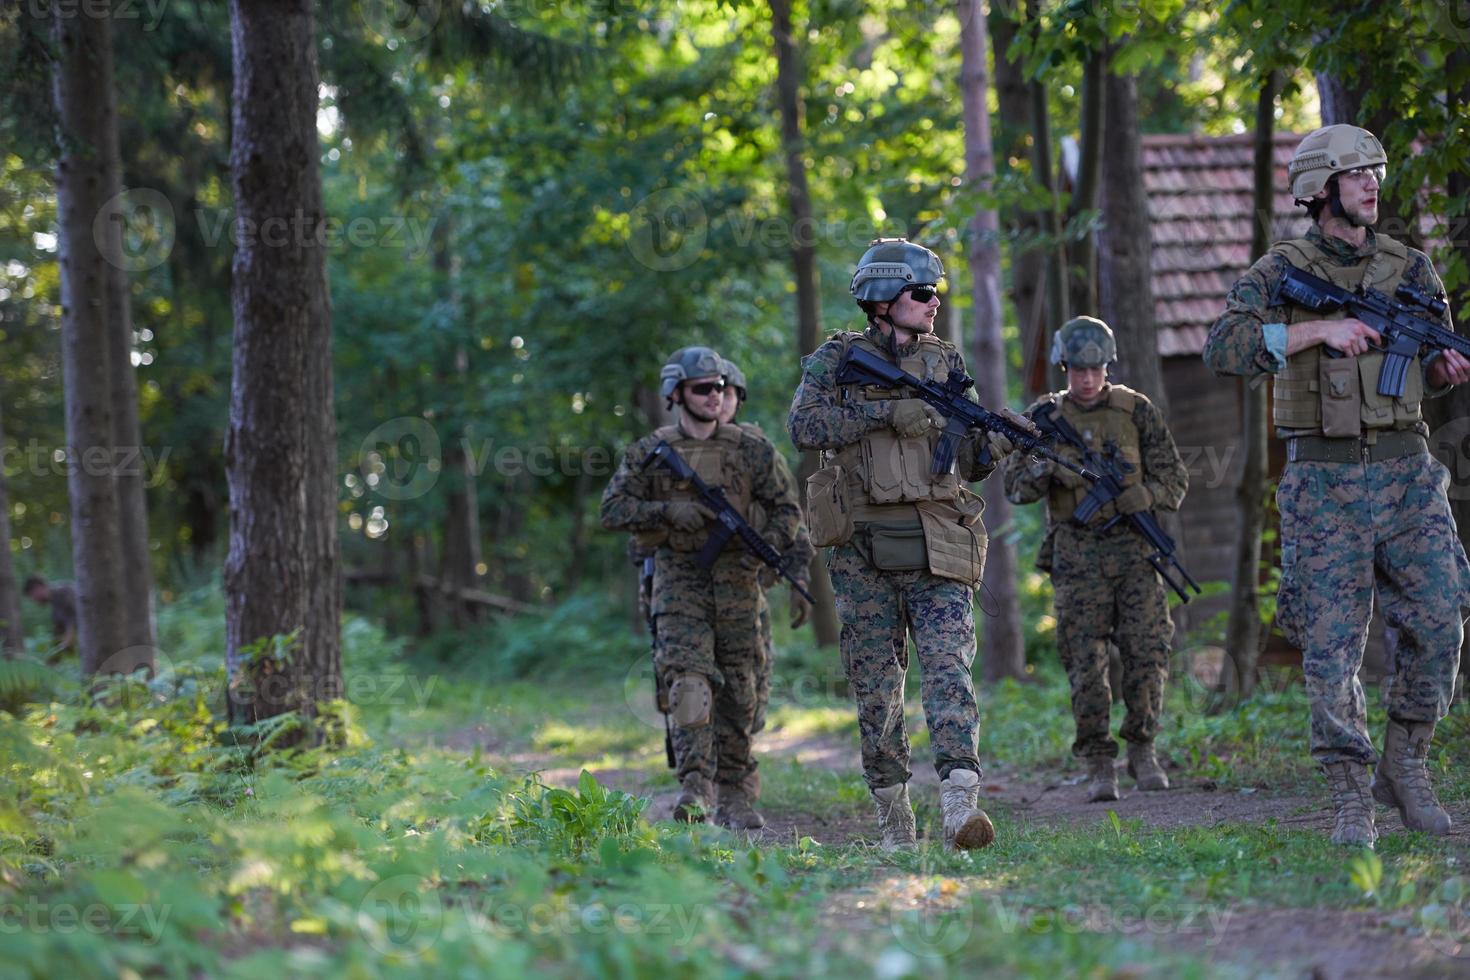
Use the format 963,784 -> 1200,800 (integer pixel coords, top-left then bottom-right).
659,346 -> 724,401
1287,125 -> 1388,201
1050,316 -> 1116,369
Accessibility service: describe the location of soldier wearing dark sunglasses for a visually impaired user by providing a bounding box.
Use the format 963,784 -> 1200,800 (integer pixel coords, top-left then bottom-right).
602,346 -> 803,830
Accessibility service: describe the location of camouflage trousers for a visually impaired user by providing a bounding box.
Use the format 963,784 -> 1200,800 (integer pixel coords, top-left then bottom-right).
656,613 -> 762,789
1277,451 -> 1470,765
755,592 -> 773,734
827,543 -> 981,790
1051,523 -> 1173,759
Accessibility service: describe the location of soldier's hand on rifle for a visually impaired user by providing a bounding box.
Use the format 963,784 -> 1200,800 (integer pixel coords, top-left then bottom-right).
758,565 -> 779,589
790,586 -> 812,629
1115,484 -> 1154,515
890,399 -> 944,438
1428,348 -> 1470,387
664,501 -> 716,531
1315,317 -> 1380,357
982,430 -> 1017,460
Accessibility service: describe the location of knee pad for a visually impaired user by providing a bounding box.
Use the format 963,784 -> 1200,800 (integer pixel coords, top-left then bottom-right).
669,673 -> 713,728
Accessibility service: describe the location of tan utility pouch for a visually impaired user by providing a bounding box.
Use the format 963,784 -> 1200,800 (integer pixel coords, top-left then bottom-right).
806,464 -> 855,547
864,521 -> 929,572
634,528 -> 669,550
917,491 -> 987,587
1319,355 -> 1362,437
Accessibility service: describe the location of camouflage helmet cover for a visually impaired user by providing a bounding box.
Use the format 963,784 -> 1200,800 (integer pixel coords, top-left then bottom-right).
849,238 -> 945,303
1288,125 -> 1387,200
1050,316 -> 1116,368
660,346 -> 724,399
721,357 -> 747,396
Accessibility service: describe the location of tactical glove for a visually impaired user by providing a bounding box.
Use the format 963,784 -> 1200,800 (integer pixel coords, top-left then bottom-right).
665,501 -> 716,531
1115,484 -> 1153,515
790,587 -> 812,629
982,430 -> 1016,460
890,399 -> 944,439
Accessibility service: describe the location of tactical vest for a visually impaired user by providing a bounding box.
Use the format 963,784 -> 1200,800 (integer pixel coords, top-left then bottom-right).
1045,386 -> 1143,524
823,331 -> 963,523
1271,235 -> 1421,434
648,423 -> 751,553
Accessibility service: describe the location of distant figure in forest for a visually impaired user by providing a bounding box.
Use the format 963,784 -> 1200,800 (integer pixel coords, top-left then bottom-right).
23,575 -> 78,656
602,347 -> 803,829
1204,124 -> 1470,848
718,356 -> 815,736
1003,317 -> 1188,803
788,238 -> 1025,852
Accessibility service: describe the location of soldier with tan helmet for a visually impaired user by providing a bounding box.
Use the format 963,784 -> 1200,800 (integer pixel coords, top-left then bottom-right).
1205,124 -> 1470,848
788,238 -> 1027,852
1004,317 -> 1188,803
602,346 -> 803,829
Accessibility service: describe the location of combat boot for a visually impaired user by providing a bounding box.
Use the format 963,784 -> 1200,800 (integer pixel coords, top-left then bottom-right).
715,778 -> 766,830
1127,742 -> 1170,791
673,772 -> 713,823
1372,720 -> 1452,836
1086,756 -> 1120,802
1324,761 -> 1377,848
940,769 -> 996,850
870,783 -> 917,851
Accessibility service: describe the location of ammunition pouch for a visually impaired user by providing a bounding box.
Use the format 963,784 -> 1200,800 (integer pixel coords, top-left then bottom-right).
1319,355 -> 1362,437
806,464 -> 855,547
862,521 -> 929,572
917,491 -> 987,587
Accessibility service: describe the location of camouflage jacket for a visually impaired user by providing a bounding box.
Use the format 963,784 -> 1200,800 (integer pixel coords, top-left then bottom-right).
785,322 -> 994,482
1203,225 -> 1454,396
601,419 -> 802,568
1003,387 -> 1187,565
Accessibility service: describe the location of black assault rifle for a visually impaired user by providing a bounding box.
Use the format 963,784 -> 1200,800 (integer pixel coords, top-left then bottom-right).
1030,402 -> 1202,603
835,345 -> 1099,481
640,442 -> 816,604
1271,266 -> 1470,398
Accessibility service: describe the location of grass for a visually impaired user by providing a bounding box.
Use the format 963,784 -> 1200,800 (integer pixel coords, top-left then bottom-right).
4,587 -> 1470,978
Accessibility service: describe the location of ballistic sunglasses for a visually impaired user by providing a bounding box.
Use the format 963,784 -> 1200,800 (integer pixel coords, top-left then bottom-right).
685,380 -> 726,396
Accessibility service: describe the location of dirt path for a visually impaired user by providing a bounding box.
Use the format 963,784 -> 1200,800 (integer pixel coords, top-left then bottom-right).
434,719 -> 1470,978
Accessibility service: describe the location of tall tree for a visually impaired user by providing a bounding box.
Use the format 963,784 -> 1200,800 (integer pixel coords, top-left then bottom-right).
225,0 -> 340,728
769,0 -> 838,648
1223,70 -> 1283,702
0,400 -> 20,656
1097,64 -> 1167,410
50,0 -> 132,677
958,0 -> 1023,679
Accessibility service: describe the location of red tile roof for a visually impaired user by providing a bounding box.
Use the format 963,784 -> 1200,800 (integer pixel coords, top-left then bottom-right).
1144,132 -> 1310,356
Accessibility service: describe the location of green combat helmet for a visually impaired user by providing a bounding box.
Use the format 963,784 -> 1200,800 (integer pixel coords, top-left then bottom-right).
1050,316 -> 1116,369
721,358 -> 747,401
1287,124 -> 1387,201
660,346 -> 724,401
849,238 -> 945,303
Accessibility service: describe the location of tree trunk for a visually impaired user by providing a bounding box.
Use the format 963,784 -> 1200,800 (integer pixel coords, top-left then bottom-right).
770,0 -> 837,648
1097,67 -> 1167,410
100,60 -> 155,658
51,1 -> 132,677
959,0 -> 1023,680
0,401 -> 21,656
988,4 -> 1048,398
1222,71 -> 1282,703
1067,50 -> 1105,319
225,0 -> 340,728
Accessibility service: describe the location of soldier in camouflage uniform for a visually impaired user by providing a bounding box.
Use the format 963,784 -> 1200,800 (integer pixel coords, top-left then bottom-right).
1003,317 -> 1188,803
788,239 -> 1030,851
602,347 -> 803,830
717,358 -> 816,737
1204,125 -> 1470,847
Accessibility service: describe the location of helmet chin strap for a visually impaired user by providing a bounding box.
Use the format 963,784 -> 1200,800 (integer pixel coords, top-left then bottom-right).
1327,179 -> 1365,229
